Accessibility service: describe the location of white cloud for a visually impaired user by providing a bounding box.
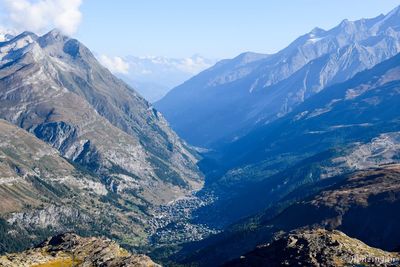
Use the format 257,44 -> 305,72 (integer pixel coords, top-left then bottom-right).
175,56 -> 214,74
3,0 -> 83,35
99,55 -> 130,74
129,55 -> 216,75
0,27 -> 17,41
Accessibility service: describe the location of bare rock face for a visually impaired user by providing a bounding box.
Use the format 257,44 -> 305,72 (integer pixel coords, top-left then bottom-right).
0,119 -> 151,253
0,233 -> 160,267
225,229 -> 400,267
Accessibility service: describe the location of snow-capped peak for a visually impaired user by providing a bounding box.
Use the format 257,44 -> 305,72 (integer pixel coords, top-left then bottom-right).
0,28 -> 17,42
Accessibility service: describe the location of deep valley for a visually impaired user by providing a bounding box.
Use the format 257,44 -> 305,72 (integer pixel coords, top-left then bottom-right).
0,3 -> 400,267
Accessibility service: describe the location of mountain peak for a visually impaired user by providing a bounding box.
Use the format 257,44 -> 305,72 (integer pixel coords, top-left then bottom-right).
47,28 -> 65,38
339,19 -> 353,29
235,52 -> 269,64
0,31 -> 39,54
38,29 -> 87,59
386,5 -> 400,18
40,29 -> 69,45
13,31 -> 38,42
310,27 -> 326,35
369,5 -> 400,34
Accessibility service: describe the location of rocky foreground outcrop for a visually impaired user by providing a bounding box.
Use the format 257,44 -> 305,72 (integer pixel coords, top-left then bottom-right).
225,229 -> 400,267
0,233 -> 160,267
178,165 -> 400,266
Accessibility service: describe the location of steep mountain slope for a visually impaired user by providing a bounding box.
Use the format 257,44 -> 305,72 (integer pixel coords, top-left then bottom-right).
0,30 -> 203,208
178,165 -> 400,266
147,52 -> 400,265
156,6 -> 400,147
0,119 -> 153,254
193,51 -> 400,228
225,229 -> 400,267
0,119 -> 105,213
0,233 -> 160,267
267,165 -> 400,250
145,50 -> 400,264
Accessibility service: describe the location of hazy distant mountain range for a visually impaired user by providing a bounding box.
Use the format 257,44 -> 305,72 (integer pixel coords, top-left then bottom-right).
104,54 -> 217,102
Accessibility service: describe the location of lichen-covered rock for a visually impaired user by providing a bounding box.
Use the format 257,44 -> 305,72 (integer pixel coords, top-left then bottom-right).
0,233 -> 160,267
226,229 -> 400,267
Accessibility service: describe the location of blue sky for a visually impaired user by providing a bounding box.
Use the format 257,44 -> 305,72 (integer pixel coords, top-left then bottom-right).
1,0 -> 400,58
75,0 -> 400,58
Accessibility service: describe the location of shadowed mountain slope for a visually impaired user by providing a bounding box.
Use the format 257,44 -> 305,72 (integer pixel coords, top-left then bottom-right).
156,6 -> 400,147
178,165 -> 400,266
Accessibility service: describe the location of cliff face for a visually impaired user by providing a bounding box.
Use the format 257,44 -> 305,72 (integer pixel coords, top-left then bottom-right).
0,233 -> 160,267
0,119 -> 105,214
0,119 -> 152,253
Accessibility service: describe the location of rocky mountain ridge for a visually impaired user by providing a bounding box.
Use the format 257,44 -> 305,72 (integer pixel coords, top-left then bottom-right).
225,229 -> 400,267
156,5 -> 400,147
0,29 -> 203,205
174,164 -> 400,266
